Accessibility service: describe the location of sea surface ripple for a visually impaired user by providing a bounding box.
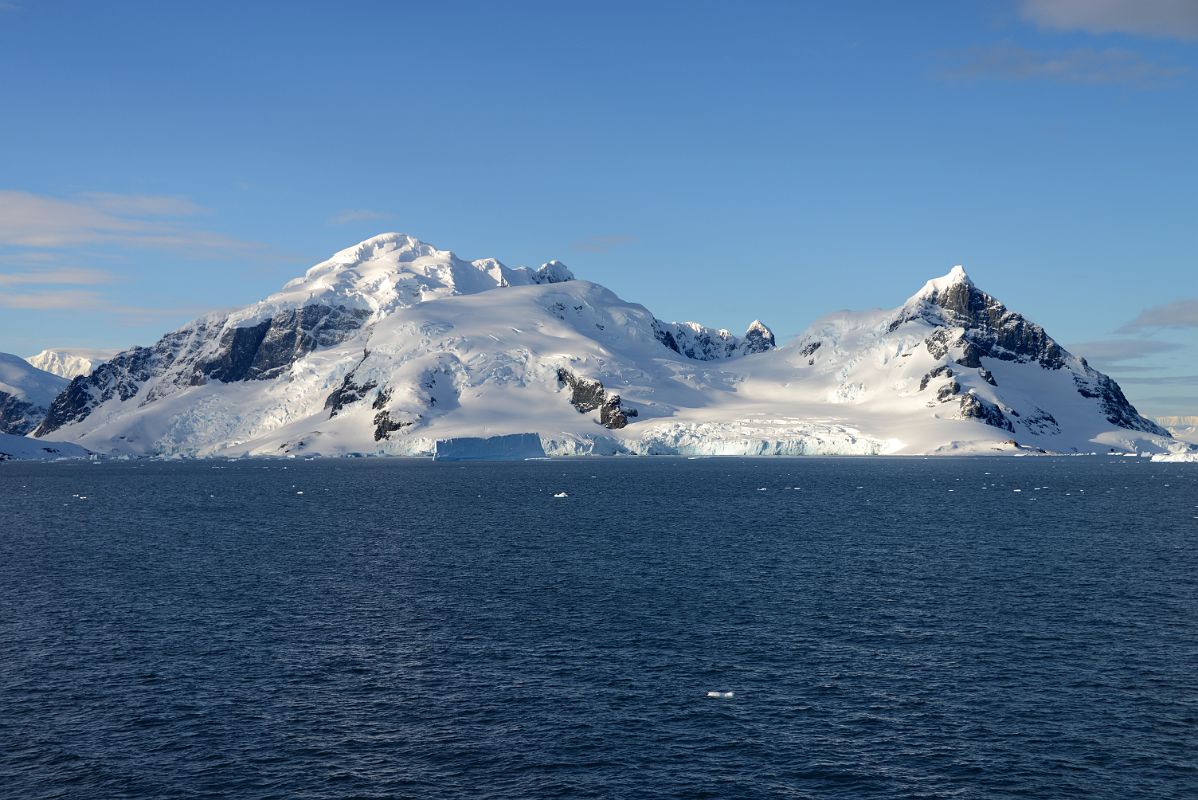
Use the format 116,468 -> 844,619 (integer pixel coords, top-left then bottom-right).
1,457 -> 1195,798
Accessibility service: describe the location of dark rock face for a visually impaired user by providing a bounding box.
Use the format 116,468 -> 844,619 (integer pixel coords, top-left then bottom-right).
325,373 -> 377,418
192,306 -> 369,383
599,394 -> 637,429
959,393 -> 1014,432
905,282 -> 1066,369
373,410 -> 411,441
368,387 -> 414,441
35,346 -> 160,436
557,369 -> 637,430
978,368 -> 997,386
741,322 -> 776,354
35,304 -> 369,437
919,365 -> 954,391
653,324 -> 681,355
0,392 -> 43,435
935,381 -> 961,403
1074,370 -> 1168,435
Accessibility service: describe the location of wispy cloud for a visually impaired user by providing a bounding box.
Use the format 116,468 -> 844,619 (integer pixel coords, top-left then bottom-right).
1020,0 -> 1198,41
1117,298 -> 1198,332
0,290 -> 108,310
572,234 -> 638,254
1118,374 -> 1198,386
939,42 -> 1189,86
0,267 -> 115,286
0,190 -> 257,252
0,289 -> 207,325
79,192 -> 207,217
1067,338 -> 1186,363
329,209 -> 391,225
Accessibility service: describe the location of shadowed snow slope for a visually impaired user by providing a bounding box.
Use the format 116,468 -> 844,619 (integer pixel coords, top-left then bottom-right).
0,431 -> 87,460
0,353 -> 68,435
29,237 -> 1184,457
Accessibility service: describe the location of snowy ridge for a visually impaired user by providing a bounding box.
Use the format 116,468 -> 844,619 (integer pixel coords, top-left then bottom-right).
25,237 -> 1186,458
26,348 -> 119,379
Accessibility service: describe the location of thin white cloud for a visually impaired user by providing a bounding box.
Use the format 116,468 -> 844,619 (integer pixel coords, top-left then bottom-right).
1020,0 -> 1198,41
0,267 -> 114,286
0,190 -> 257,252
1067,338 -> 1186,363
1118,298 -> 1198,332
572,234 -> 638,254
941,42 -> 1189,86
329,209 -> 391,225
0,289 -> 207,323
1118,374 -> 1198,386
80,192 -> 206,217
0,289 -> 107,310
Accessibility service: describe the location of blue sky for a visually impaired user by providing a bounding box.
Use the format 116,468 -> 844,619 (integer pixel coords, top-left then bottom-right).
1,0 -> 1195,415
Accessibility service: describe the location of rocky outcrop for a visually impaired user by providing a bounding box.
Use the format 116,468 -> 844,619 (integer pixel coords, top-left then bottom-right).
919,364 -> 954,391
0,392 -> 43,435
35,304 -> 369,436
1074,369 -> 1168,435
325,372 -> 377,418
741,320 -> 776,354
557,369 -> 638,429
190,306 -> 369,384
958,393 -> 1014,432
653,319 -> 776,360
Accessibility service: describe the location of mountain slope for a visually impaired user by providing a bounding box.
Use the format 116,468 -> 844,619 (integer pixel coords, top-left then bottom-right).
0,431 -> 88,461
0,353 -> 68,435
30,235 -> 1178,457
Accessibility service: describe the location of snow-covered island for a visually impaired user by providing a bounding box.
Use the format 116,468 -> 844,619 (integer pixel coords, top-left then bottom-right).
3,233 -> 1193,460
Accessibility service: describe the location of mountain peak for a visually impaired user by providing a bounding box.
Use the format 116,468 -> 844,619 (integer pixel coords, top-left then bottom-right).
329,232 -> 444,265
912,265 -> 973,301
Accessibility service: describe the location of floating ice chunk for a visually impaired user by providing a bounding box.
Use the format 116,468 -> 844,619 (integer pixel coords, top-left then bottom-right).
296,491 -> 304,495
706,691 -> 734,699
553,492 -> 568,498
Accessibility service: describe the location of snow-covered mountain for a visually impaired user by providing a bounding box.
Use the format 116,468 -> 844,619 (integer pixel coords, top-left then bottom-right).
0,353 -> 68,435
29,233 -> 1180,458
26,348 -> 120,379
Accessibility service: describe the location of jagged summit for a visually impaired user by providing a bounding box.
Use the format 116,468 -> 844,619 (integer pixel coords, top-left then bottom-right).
910,265 -> 973,303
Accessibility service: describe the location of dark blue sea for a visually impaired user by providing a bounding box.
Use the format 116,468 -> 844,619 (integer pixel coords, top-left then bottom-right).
1,457 -> 1195,799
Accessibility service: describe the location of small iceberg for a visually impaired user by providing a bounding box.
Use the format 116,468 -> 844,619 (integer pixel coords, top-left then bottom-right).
553,492 -> 569,498
706,691 -> 734,699
434,433 -> 546,461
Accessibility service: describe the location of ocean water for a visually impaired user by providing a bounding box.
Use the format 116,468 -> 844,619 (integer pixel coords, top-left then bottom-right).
1,457 -> 1195,799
